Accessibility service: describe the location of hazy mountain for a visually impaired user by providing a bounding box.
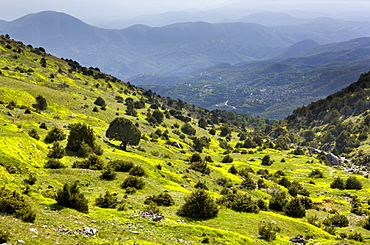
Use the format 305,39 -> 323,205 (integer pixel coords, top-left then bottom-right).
137,37 -> 370,119
1,11 -> 370,80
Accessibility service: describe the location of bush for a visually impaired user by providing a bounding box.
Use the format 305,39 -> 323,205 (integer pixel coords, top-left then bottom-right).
308,169 -> 324,178
228,165 -> 238,174
39,122 -> 48,129
28,129 -> 40,140
221,155 -> 233,163
45,127 -> 66,143
257,199 -> 268,211
144,193 -> 174,206
216,177 -> 233,188
55,182 -> 89,213
269,192 -> 287,212
44,158 -> 66,169
94,97 -> 106,106
330,177 -> 345,189
72,154 -> 104,170
330,214 -> 349,227
177,189 -> 218,219
121,176 -> 145,190
345,176 -> 362,190
100,166 -> 117,180
36,95 -> 47,110
109,160 -> 134,172
284,197 -> 306,218
261,155 -> 273,166
66,123 -> 102,155
194,180 -> 208,190
217,192 -> 259,213
26,173 -> 37,185
47,141 -> 66,159
0,186 -> 36,222
95,191 -> 119,208
129,165 -> 146,176
362,216 -> 370,230
191,161 -> 211,175
241,174 -> 256,190
258,221 -> 280,241
181,123 -> 196,135
0,229 -> 9,243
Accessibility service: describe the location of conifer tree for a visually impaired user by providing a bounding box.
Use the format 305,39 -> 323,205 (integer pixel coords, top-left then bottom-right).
106,117 -> 141,151
177,189 -> 219,219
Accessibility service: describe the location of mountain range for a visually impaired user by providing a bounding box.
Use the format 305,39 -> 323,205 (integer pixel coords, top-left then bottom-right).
1,11 -> 370,80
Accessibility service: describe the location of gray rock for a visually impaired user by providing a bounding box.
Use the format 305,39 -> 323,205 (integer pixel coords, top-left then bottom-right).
326,153 -> 341,165
76,227 -> 98,236
172,142 -> 183,149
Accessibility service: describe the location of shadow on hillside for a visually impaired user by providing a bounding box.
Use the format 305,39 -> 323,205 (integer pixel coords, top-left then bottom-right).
49,203 -> 65,212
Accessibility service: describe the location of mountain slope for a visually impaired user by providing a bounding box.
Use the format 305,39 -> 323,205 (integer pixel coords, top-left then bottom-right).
1,35 -> 370,244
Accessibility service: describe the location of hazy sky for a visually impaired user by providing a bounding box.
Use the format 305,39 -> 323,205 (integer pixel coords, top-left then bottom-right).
1,0 -> 369,24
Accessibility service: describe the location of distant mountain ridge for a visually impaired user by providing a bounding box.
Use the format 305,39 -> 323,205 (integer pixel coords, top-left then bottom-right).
137,37 -> 370,119
1,11 -> 370,79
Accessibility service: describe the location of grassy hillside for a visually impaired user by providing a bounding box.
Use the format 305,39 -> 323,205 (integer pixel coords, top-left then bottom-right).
1,35 -> 370,244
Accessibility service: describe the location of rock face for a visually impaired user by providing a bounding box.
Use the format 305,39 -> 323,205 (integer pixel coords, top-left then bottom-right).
326,153 -> 341,166
308,147 -> 321,155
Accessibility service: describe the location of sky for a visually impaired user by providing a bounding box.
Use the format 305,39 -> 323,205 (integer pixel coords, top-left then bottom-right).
1,0 -> 369,25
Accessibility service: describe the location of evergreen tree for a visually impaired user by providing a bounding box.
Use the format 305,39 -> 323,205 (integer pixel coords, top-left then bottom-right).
106,117 -> 141,151
152,110 -> 164,124
45,127 -> 66,143
47,141 -> 66,159
36,95 -> 47,110
94,97 -> 106,107
55,182 -> 89,213
66,123 -> 101,155
269,192 -> 287,211
284,197 -> 306,218
177,190 -> 219,219
126,100 -> 137,116
330,177 -> 345,190
198,118 -> 208,129
345,177 -> 362,190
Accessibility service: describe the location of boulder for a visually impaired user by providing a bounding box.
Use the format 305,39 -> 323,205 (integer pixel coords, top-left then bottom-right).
326,153 -> 341,165
76,227 -> 98,236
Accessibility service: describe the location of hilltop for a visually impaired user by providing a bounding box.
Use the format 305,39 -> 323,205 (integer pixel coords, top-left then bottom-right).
1,35 -> 370,244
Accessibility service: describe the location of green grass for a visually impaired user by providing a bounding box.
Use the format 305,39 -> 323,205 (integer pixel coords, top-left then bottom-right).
1,36 -> 370,244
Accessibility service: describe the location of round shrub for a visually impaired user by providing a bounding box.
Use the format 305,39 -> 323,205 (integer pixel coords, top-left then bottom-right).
121,176 -> 145,190
177,189 -> 218,219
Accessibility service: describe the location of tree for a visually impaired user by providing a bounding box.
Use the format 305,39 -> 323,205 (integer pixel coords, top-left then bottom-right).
95,191 -> 119,208
47,141 -> 66,158
36,95 -> 47,110
45,127 -> 66,143
55,182 -> 89,213
269,192 -> 287,211
94,97 -> 106,107
106,117 -> 141,151
66,123 -> 101,155
40,58 -> 46,67
261,155 -> 273,166
181,123 -> 196,135
198,118 -> 208,129
126,100 -> 137,116
284,197 -> 306,218
221,155 -> 233,163
259,222 -> 280,241
345,177 -> 362,190
152,110 -> 164,124
330,177 -> 345,190
177,189 -> 219,219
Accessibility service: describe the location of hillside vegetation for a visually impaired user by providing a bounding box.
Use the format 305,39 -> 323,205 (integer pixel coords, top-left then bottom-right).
1,35 -> 370,244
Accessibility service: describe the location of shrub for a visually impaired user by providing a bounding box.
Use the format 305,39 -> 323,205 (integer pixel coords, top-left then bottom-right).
362,216 -> 370,230
330,177 -> 345,189
0,229 -> 9,243
228,165 -> 238,174
143,201 -> 160,214
190,153 -> 202,163
94,97 -> 106,106
241,174 -> 256,190
257,199 -> 268,211
191,161 -> 211,175
121,176 -> 145,190
330,214 -> 349,227
258,221 -> 280,241
72,154 -> 104,170
308,169 -> 324,178
45,127 -> 66,143
181,123 -> 196,135
44,158 -> 66,169
194,180 -> 208,190
95,191 -> 119,208
345,176 -> 362,190
221,155 -> 233,163
129,165 -> 146,176
39,122 -> 48,129
28,129 -> 40,140
284,197 -> 306,218
261,155 -> 273,166
36,95 -> 47,110
26,173 -> 37,185
55,182 -> 89,213
217,192 -> 259,213
109,160 -> 134,172
100,166 -> 117,180
204,155 -> 214,163
269,192 -> 287,211
177,189 -> 218,219
67,123 -> 101,155
0,186 -> 36,222
144,193 -> 174,206
216,177 -> 233,188
47,141 -> 66,158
